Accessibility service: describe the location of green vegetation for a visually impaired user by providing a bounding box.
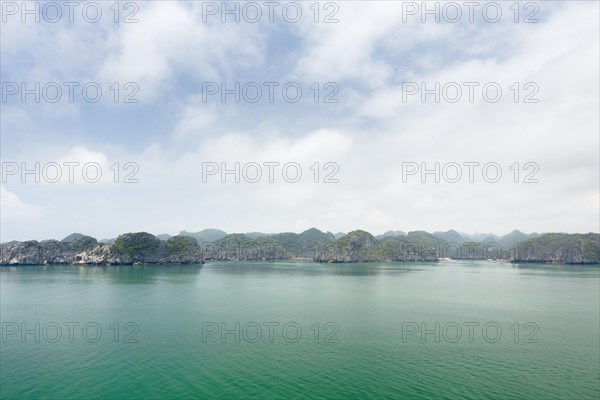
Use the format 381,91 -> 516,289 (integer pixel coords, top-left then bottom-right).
61,233 -> 86,242
316,230 -> 386,262
180,229 -> 227,244
70,236 -> 98,252
271,228 -> 335,257
112,232 -> 162,258
513,233 -> 599,263
432,230 -> 467,244
205,234 -> 289,261
165,235 -> 201,255
2,230 -> 598,265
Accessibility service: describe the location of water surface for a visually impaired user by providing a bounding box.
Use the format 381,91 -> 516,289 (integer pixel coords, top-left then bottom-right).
1,262 -> 599,399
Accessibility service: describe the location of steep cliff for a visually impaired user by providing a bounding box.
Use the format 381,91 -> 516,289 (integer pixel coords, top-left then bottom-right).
509,233 -> 599,264
203,234 -> 290,261
0,233 -> 204,265
2,231 -> 598,265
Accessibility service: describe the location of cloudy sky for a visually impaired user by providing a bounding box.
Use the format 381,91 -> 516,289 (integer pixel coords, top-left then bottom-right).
1,0 -> 598,241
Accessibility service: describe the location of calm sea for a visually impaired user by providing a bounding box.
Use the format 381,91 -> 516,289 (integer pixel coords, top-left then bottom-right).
1,261 -> 599,399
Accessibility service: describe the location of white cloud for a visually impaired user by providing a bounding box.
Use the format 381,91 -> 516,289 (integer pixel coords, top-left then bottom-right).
98,1 -> 265,101
0,186 -> 42,220
57,146 -> 108,166
173,101 -> 219,141
1,1 -> 598,241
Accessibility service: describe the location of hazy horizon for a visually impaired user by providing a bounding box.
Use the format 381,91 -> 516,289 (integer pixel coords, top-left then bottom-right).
4,226 -> 597,244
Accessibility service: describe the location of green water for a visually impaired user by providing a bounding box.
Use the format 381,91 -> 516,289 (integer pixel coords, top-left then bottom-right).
1,262 -> 598,399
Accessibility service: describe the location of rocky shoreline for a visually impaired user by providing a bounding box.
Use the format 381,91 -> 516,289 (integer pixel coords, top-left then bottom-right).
1,230 -> 598,266
0,233 -> 203,266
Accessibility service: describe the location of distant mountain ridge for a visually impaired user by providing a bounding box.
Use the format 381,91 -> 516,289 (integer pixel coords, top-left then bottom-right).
376,231 -> 407,240
179,229 -> 228,244
432,230 -> 468,244
1,229 -> 598,265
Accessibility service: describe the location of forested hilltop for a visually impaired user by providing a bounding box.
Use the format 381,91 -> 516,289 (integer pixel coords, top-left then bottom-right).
1,229 -> 598,265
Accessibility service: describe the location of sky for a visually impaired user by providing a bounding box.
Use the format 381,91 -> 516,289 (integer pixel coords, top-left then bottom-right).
1,0 -> 599,241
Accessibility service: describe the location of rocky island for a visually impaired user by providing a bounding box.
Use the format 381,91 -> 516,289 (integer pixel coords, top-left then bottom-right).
1,229 -> 598,265
0,232 -> 203,265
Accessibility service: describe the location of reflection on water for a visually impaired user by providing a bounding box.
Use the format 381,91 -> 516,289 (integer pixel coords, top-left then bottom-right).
0,264 -> 204,285
205,261 -> 436,277
510,262 -> 600,278
2,261 -> 598,281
